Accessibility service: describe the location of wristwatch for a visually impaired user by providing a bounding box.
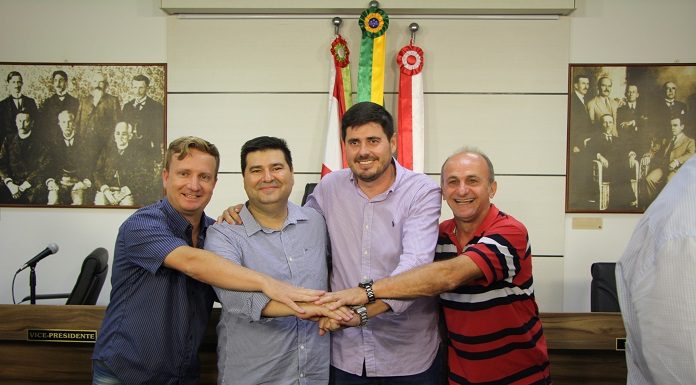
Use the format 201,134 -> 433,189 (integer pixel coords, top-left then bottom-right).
359,278 -> 376,304
352,305 -> 368,327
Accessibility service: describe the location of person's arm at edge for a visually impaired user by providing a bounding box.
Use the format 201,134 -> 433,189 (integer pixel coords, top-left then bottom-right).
164,245 -> 323,313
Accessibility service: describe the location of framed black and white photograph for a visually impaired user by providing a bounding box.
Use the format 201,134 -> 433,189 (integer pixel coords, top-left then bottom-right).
0,63 -> 166,208
566,63 -> 696,213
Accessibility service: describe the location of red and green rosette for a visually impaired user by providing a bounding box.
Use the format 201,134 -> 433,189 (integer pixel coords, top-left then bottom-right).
331,35 -> 350,68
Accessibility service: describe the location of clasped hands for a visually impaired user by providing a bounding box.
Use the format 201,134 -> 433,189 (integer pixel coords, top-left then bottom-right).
295,287 -> 371,336
272,280 -> 370,335
292,300 -> 358,336
298,287 -> 368,336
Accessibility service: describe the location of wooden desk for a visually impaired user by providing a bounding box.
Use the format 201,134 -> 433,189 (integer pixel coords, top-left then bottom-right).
542,312 -> 627,384
0,305 -> 626,384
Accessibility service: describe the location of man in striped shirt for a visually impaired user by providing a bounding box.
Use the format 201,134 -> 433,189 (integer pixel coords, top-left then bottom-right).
319,148 -> 551,384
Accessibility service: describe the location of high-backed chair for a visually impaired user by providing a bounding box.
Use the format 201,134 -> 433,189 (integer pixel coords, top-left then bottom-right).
590,262 -> 620,312
22,247 -> 109,305
301,183 -> 317,206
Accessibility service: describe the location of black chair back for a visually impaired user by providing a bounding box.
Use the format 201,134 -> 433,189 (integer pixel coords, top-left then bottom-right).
590,262 -> 620,312
66,247 -> 109,305
301,183 -> 317,206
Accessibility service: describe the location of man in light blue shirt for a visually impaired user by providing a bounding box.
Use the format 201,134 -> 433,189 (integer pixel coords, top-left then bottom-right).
205,136 -> 348,385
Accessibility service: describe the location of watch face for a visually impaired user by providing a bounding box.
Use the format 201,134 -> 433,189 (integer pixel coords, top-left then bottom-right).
360,278 -> 373,287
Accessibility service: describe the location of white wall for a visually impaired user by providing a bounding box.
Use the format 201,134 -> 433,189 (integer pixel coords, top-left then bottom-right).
564,0 -> 696,311
0,0 -> 168,305
1,0 -> 695,312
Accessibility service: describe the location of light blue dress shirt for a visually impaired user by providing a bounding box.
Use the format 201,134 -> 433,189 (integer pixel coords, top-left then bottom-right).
205,202 -> 330,385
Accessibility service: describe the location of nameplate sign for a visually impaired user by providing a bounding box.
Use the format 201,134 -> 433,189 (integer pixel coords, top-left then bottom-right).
27,329 -> 97,343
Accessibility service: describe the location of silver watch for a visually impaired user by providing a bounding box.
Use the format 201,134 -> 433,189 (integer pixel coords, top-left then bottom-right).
352,305 -> 368,327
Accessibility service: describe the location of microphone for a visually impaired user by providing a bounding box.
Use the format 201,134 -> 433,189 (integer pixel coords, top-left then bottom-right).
17,243 -> 59,273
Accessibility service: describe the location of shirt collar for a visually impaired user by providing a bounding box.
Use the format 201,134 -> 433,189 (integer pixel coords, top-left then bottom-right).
441,204 -> 500,248
18,130 -> 32,139
161,198 -> 211,239
476,204 -> 500,237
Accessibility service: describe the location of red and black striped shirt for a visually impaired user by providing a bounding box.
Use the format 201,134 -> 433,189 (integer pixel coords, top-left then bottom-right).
436,204 -> 551,385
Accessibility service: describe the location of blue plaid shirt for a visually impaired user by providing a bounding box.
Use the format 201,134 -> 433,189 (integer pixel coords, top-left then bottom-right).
93,198 -> 216,385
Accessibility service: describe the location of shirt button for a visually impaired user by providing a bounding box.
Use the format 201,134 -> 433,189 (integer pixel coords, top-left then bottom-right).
300,373 -> 304,378
364,250 -> 367,255
300,345 -> 305,349
289,257 -> 293,261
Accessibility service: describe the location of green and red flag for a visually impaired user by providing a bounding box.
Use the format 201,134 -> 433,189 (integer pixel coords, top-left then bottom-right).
322,34 -> 352,177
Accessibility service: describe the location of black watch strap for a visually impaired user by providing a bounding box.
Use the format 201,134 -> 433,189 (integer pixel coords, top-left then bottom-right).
359,279 -> 376,304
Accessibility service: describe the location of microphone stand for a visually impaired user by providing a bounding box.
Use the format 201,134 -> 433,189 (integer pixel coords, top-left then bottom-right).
29,264 -> 37,305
